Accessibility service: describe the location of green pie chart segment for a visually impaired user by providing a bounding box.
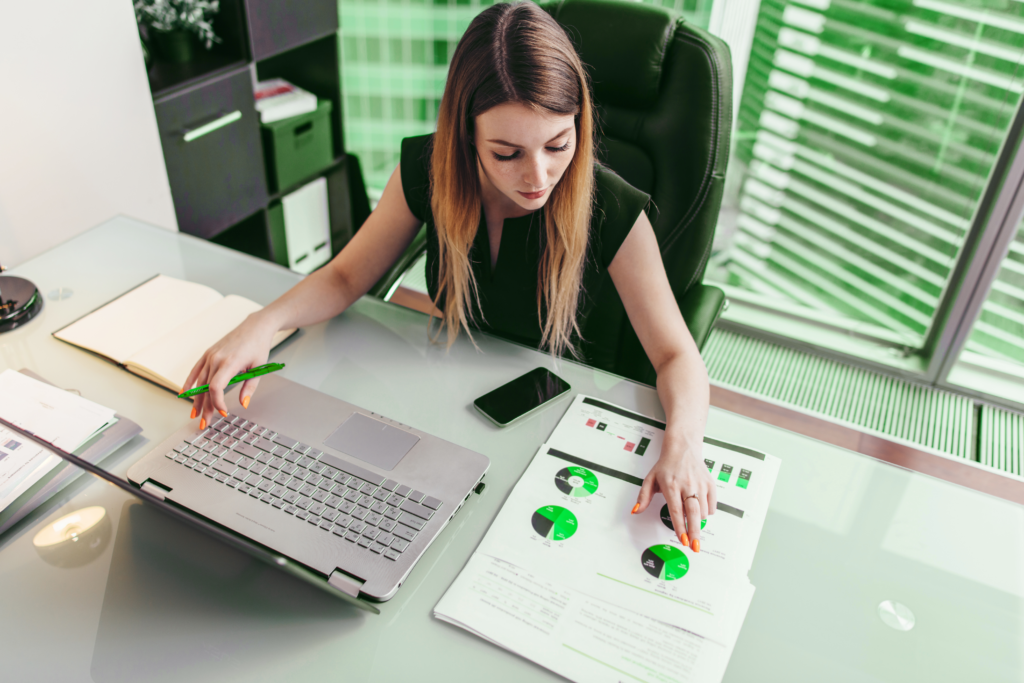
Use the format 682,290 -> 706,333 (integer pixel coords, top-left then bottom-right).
531,505 -> 578,541
555,467 -> 599,497
641,544 -> 689,581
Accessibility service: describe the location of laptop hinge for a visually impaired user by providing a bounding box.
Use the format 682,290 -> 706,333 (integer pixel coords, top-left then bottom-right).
328,569 -> 365,598
141,480 -> 171,501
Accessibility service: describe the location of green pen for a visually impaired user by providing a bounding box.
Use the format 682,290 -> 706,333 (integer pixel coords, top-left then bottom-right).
178,363 -> 286,399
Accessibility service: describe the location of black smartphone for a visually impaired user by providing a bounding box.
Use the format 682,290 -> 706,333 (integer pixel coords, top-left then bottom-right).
474,367 -> 571,427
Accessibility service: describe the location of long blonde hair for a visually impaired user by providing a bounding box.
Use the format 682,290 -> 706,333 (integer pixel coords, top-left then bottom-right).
430,1 -> 595,357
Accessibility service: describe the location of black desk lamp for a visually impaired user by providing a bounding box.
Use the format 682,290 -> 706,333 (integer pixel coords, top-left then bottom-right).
0,261 -> 43,333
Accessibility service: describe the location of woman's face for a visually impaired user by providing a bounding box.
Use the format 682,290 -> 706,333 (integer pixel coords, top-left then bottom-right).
474,102 -> 577,215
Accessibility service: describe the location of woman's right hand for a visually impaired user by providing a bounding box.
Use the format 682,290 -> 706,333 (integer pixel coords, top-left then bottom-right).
182,312 -> 279,429
178,162 -> 423,430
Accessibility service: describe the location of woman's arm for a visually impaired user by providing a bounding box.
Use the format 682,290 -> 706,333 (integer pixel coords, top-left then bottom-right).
186,164 -> 423,425
607,211 -> 716,553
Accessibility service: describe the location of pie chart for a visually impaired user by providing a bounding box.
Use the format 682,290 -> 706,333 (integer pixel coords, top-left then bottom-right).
531,505 -> 578,541
660,504 -> 706,531
641,544 -> 689,581
555,467 -> 599,497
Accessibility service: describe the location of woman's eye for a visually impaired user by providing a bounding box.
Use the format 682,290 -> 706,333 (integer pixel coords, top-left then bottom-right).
491,143 -> 570,161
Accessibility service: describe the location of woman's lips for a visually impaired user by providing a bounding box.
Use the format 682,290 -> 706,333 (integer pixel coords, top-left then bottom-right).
518,189 -> 546,200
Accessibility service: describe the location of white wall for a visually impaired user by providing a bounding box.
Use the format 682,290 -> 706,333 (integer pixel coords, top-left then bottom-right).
0,0 -> 178,269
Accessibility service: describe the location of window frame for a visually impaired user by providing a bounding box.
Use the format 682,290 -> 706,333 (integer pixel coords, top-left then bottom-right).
715,97 -> 1024,408
930,97 -> 1024,407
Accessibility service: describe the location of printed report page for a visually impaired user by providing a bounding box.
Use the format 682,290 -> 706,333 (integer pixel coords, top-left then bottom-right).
0,426 -> 61,510
475,442 -> 771,638
436,395 -> 780,682
435,553 -> 755,683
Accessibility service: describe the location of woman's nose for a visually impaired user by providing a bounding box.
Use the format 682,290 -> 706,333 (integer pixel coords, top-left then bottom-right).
524,154 -> 545,189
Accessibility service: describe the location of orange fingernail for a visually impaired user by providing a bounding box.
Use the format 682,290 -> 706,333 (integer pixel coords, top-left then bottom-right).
692,539 -> 700,553
219,410 -> 228,418
631,503 -> 640,514
241,396 -> 250,409
679,533 -> 690,547
190,407 -> 197,420
200,418 -> 206,430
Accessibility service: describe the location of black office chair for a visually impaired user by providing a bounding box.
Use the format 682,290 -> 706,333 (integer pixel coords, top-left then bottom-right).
372,0 -> 731,386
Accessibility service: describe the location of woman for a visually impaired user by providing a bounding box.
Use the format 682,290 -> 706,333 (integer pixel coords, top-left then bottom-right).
185,1 -> 716,551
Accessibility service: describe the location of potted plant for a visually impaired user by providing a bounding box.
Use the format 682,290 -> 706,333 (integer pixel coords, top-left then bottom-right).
135,0 -> 221,64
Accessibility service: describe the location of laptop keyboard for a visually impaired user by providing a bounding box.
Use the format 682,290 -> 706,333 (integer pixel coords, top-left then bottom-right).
164,413 -> 442,562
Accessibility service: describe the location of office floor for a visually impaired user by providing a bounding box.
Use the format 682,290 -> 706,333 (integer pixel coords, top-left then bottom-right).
385,283 -> 1024,506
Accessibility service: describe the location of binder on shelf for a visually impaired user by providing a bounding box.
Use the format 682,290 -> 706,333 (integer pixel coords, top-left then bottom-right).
269,177 -> 332,275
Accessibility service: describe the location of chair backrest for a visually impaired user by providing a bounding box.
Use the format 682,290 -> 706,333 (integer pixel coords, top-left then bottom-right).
541,0 -> 732,382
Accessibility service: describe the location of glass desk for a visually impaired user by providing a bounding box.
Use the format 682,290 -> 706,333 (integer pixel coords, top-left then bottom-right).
1,217 -> 1021,682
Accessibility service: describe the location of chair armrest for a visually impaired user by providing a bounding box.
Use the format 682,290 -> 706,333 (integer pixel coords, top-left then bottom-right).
368,227 -> 428,299
679,283 -> 725,352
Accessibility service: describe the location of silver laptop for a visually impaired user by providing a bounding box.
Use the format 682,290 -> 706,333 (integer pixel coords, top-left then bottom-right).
125,373 -> 489,605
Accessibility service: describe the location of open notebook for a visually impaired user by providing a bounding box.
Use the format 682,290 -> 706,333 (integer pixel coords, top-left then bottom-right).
53,275 -> 296,394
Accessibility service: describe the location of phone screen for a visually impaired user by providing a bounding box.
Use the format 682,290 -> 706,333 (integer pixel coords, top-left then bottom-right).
474,368 -> 571,426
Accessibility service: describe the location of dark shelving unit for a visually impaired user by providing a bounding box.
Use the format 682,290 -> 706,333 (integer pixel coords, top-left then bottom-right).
244,0 -> 339,61
210,209 -> 273,262
141,0 -> 366,267
145,0 -> 250,98
148,55 -> 249,100
268,154 -> 346,203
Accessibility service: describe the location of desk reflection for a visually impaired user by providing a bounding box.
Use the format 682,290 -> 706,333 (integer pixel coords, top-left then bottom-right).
33,505 -> 111,568
90,501 -> 370,683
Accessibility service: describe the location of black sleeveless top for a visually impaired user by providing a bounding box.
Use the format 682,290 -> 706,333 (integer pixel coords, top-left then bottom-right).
400,133 -> 650,364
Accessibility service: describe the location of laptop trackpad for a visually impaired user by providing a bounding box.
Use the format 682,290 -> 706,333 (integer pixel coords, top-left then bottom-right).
323,413 -> 420,471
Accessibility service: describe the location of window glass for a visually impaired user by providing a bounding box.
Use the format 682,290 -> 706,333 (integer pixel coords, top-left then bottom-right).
709,0 -> 1024,351
340,0 -> 1024,372
339,0 -> 715,193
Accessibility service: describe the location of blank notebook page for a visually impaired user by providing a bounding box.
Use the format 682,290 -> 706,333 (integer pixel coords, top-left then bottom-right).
126,295 -> 268,391
54,275 -> 224,364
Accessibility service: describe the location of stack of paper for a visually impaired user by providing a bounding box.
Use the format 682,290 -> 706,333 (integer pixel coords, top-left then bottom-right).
435,395 -> 781,682
0,369 -> 118,512
255,78 -> 318,123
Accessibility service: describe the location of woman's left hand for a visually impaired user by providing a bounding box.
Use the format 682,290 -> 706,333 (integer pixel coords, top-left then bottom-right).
632,447 -> 717,552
